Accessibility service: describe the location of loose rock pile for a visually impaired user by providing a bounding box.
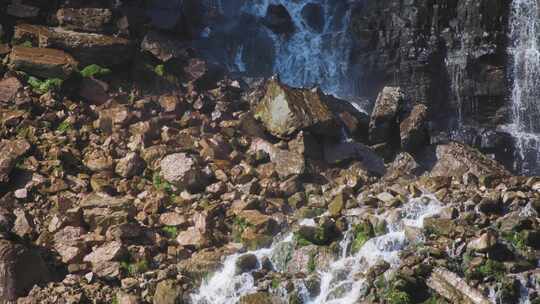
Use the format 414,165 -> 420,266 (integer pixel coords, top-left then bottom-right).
0,2 -> 538,304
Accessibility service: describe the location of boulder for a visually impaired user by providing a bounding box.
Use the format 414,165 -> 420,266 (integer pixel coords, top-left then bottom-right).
235,254 -> 258,275
430,142 -> 511,178
0,139 -> 30,183
153,280 -> 183,304
56,8 -> 113,33
427,267 -> 491,304
42,27 -> 133,66
263,5 -> 295,35
369,87 -> 405,144
400,103 -> 428,151
8,46 -> 78,79
160,153 -> 209,192
254,77 -> 340,139
0,240 -> 50,303
12,24 -> 132,67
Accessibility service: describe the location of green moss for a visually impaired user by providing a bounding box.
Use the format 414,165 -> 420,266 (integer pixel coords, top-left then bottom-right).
121,259 -> 149,276
152,172 -> 173,193
386,290 -> 413,304
80,64 -> 112,78
154,64 -> 165,77
307,251 -> 317,273
466,259 -> 505,281
233,217 -> 251,242
56,121 -> 73,133
27,76 -> 63,94
351,221 -> 375,253
162,226 -> 179,238
20,41 -> 33,48
271,277 -> 280,289
503,231 -> 528,251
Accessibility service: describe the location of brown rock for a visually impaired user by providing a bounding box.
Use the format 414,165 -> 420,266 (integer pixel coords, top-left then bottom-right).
254,77 -> 339,139
0,77 -> 22,103
56,8 -> 113,33
12,24 -> 132,67
427,267 -> 491,304
369,86 -> 404,144
160,153 -> 209,192
400,103 -> 428,151
79,77 -> 110,105
0,139 -> 30,183
83,241 -> 125,264
53,226 -> 88,264
431,142 -> 511,178
115,152 -> 144,178
9,46 -> 78,79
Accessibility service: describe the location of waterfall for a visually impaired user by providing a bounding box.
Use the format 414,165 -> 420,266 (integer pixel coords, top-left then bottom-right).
233,0 -> 356,98
190,194 -> 442,304
506,0 -> 540,174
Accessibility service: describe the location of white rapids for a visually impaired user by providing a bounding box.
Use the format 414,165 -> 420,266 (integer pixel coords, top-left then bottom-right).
505,0 -> 540,175
190,193 -> 442,304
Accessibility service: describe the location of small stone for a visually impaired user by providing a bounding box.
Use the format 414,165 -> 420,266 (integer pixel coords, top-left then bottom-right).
235,254 -> 259,275
467,231 -> 498,253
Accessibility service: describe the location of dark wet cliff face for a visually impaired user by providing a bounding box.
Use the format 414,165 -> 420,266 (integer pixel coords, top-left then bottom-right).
348,0 -> 515,169
350,0 -> 510,127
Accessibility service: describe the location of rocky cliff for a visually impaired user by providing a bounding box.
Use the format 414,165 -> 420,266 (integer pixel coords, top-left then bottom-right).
350,0 -> 513,162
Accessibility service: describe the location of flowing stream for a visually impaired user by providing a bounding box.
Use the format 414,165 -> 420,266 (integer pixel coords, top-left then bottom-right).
505,0 -> 540,175
190,194 -> 442,304
232,0 -> 356,98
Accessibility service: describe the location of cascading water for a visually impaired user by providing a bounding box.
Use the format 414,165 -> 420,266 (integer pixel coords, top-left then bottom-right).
231,0 -> 356,98
190,194 -> 442,304
506,0 -> 540,175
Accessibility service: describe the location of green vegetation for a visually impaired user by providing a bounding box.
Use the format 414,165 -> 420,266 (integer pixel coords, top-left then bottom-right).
294,233 -> 312,247
20,41 -> 33,48
465,259 -> 505,281
503,231 -> 528,251
307,251 -> 317,273
386,290 -> 413,304
351,221 -> 375,253
120,259 -> 149,276
162,226 -> 179,238
56,121 -> 73,133
271,277 -> 280,289
80,64 -> 112,78
232,217 -> 251,242
154,64 -> 165,77
152,172 -> 173,193
27,76 -> 63,94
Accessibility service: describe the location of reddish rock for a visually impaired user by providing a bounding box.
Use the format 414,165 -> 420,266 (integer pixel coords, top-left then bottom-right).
0,77 -> 22,103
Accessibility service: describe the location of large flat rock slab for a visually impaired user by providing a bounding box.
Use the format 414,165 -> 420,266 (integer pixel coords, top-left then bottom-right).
8,46 -> 78,79
13,24 -> 132,67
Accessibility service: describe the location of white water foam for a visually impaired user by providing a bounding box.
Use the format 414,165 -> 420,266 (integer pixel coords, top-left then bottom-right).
237,0 -> 356,98
190,194 -> 442,304
507,0 -> 540,175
